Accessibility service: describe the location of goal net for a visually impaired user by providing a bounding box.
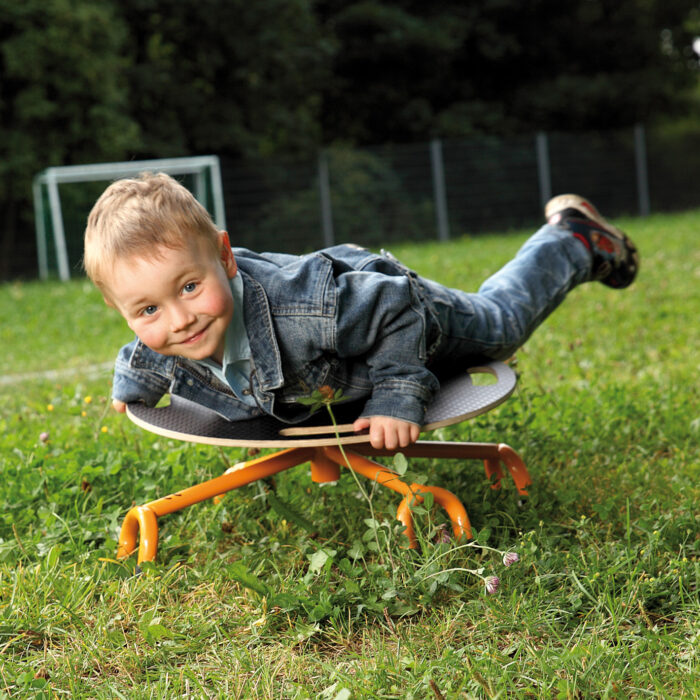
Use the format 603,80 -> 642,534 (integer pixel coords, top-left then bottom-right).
33,156 -> 226,280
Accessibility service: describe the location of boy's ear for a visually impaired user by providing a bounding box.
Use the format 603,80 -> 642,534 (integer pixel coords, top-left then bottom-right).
218,231 -> 237,278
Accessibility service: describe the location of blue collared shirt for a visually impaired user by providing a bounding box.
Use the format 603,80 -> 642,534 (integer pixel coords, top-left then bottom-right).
197,273 -> 257,407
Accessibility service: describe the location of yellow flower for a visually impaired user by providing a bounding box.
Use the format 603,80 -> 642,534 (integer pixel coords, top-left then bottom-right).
101,426 -> 108,434
47,404 -> 54,412
81,411 -> 87,417
84,396 -> 93,404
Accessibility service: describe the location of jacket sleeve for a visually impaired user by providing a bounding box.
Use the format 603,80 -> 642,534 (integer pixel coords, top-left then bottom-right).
111,339 -> 170,406
333,270 -> 438,425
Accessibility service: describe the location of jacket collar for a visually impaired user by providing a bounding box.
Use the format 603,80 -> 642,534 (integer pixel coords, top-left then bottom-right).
239,269 -> 284,392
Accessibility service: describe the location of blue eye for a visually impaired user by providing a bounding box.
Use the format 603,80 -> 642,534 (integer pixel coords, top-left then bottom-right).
143,305 -> 158,316
183,282 -> 197,294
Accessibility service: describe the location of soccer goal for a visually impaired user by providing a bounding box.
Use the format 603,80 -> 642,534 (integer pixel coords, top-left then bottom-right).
33,155 -> 226,281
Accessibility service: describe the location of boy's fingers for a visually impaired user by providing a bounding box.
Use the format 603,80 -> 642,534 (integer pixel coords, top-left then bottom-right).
364,419 -> 388,449
397,422 -> 419,448
112,399 -> 127,413
356,417 -> 420,450
377,424 -> 395,451
353,417 -> 371,433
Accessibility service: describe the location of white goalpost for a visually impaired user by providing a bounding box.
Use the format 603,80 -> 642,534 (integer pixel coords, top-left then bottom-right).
33,155 -> 226,281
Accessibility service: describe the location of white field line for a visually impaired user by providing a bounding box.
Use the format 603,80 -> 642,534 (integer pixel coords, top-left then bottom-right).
0,361 -> 113,387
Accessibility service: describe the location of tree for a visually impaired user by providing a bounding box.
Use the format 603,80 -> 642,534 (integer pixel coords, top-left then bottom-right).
0,0 -> 138,278
2,0 -> 699,279
317,1 -> 476,143
316,0 -> 699,144
115,0 -> 332,158
494,0 -> 699,131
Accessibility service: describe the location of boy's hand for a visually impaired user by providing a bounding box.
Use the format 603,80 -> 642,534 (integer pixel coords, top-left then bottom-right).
112,399 -> 127,413
353,416 -> 420,450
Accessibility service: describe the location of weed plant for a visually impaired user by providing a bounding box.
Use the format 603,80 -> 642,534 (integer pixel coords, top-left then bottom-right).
0,211 -> 698,698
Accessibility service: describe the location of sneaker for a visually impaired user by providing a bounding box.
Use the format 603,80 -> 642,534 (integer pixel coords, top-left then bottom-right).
545,194 -> 640,288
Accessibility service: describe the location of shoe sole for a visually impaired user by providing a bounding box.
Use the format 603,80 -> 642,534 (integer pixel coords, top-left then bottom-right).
545,193 -> 640,287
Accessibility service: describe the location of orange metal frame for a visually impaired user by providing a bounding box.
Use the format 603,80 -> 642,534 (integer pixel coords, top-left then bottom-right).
117,440 -> 531,564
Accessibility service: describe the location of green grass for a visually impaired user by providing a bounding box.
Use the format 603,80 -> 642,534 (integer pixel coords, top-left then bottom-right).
1,211 -> 698,698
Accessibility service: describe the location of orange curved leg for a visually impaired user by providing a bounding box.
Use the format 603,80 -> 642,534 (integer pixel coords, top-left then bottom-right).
117,447 -> 314,563
483,457 -> 506,489
420,485 -> 471,541
117,507 -> 139,559
497,444 -> 531,495
116,440 -> 529,563
117,505 -> 159,563
321,446 -> 472,546
396,485 -> 472,547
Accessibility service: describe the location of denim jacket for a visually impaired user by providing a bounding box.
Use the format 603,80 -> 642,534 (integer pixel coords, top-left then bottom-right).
112,245 -> 445,426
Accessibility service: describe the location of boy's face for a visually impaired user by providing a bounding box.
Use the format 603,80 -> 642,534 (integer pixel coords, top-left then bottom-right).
103,233 -> 237,364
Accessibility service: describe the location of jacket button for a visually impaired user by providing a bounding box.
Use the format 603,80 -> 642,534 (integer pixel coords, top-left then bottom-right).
243,388 -> 251,395
186,379 -> 194,386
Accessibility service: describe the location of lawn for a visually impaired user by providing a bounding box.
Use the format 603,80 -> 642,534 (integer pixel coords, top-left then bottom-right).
0,211 -> 698,698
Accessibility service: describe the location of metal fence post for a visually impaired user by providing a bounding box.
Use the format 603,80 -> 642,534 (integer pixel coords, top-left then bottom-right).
318,151 -> 335,247
430,139 -> 450,241
634,124 -> 651,216
536,131 -> 552,209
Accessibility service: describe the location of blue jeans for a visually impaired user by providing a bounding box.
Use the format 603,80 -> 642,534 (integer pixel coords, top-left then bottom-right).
425,224 -> 592,373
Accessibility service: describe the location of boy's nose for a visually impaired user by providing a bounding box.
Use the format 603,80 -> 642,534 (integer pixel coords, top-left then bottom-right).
169,303 -> 196,332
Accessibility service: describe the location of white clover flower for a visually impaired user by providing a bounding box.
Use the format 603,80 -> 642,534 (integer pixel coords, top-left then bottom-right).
484,575 -> 500,595
502,551 -> 519,567
434,524 -> 452,544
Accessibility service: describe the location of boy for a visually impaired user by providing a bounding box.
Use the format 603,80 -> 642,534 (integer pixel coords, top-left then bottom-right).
83,173 -> 638,450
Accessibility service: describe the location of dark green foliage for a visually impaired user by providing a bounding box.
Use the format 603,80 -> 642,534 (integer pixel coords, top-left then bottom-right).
0,0 -> 138,278
318,0 -> 699,141
115,0 -> 330,158
2,0 -> 700,279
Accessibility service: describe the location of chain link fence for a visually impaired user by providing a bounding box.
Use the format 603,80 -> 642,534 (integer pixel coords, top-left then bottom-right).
222,124 -> 700,254
20,123 -> 700,279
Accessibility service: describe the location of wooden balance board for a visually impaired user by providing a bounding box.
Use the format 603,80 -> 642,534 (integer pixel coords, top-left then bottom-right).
126,361 -> 516,448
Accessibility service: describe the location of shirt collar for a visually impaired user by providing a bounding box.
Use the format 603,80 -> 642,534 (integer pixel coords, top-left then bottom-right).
197,273 -> 251,385
221,272 -> 250,368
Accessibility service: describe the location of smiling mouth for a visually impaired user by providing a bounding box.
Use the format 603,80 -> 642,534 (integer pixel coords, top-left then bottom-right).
182,325 -> 209,345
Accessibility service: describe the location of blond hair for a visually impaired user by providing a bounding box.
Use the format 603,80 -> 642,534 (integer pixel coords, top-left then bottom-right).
83,172 -> 220,290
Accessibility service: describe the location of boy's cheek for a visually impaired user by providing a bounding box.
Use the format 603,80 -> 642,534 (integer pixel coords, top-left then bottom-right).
135,328 -> 161,350
126,320 -> 162,351
125,318 -> 141,337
